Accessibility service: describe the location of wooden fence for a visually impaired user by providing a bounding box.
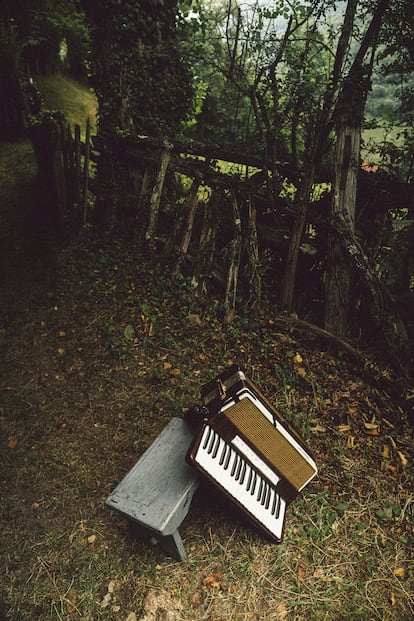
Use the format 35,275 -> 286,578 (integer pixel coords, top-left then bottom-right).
30,115 -> 92,236
30,117 -> 302,320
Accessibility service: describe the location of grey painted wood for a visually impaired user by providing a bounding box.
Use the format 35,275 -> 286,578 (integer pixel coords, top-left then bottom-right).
106,417 -> 199,561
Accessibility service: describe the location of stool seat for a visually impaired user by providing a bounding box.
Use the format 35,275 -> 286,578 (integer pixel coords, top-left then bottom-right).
105,417 -> 199,561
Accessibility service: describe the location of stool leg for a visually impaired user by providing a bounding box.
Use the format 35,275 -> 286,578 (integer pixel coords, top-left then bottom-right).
158,530 -> 187,562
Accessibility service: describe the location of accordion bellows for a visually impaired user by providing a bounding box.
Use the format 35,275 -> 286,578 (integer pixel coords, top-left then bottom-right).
221,397 -> 316,492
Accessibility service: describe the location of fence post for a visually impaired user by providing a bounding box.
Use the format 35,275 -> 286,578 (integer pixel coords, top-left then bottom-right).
82,118 -> 91,226
145,144 -> 172,254
30,115 -> 67,237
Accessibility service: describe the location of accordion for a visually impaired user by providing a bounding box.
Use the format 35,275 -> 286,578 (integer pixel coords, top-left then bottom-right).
185,365 -> 317,542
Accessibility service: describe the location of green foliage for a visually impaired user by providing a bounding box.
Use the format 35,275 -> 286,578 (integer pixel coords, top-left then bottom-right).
1,0 -> 90,75
82,0 -> 194,138
184,0 -> 345,166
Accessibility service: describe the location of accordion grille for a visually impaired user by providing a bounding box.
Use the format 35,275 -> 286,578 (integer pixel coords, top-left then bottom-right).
224,398 -> 314,491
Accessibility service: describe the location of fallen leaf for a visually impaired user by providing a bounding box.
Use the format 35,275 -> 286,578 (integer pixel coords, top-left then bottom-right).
57,347 -> 65,355
276,602 -> 288,619
296,366 -> 306,378
31,502 -> 40,511
390,591 -> 396,606
203,572 -> 222,588
163,362 -> 172,370
58,330 -> 66,337
87,534 -> 96,544
387,464 -> 397,473
293,353 -> 303,364
364,422 -> 380,430
190,590 -> 205,607
382,445 -> 391,459
187,313 -> 202,326
393,567 -> 405,578
298,565 -> 305,580
397,451 -> 408,467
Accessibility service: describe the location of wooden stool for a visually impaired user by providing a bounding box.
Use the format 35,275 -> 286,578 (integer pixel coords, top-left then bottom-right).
105,417 -> 199,561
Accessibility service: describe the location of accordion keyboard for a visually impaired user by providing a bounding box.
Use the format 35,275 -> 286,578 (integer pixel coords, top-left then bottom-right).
194,424 -> 286,541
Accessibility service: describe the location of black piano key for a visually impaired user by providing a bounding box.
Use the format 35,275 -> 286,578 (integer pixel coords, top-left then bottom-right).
207,429 -> 216,454
257,478 -> 264,501
273,493 -> 281,519
231,453 -> 239,477
250,472 -> 257,495
203,426 -> 213,450
239,461 -> 247,484
260,482 -> 268,505
271,491 -> 277,515
224,446 -> 232,469
219,443 -> 227,465
246,467 -> 253,491
212,434 -> 221,458
235,457 -> 244,481
265,485 -> 272,509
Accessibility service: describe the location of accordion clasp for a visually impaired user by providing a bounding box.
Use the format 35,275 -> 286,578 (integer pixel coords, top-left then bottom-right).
217,378 -> 227,400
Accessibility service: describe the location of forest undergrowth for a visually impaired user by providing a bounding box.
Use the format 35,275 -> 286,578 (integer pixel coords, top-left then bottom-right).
0,139 -> 413,621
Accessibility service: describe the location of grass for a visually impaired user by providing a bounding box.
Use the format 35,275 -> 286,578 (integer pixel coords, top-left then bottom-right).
1,78 -> 413,621
35,74 -> 98,134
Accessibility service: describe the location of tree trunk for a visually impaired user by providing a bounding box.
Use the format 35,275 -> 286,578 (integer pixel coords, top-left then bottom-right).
280,160 -> 315,311
245,193 -> 261,318
330,214 -> 412,378
325,125 -> 360,334
324,0 -> 391,335
224,192 -> 242,323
